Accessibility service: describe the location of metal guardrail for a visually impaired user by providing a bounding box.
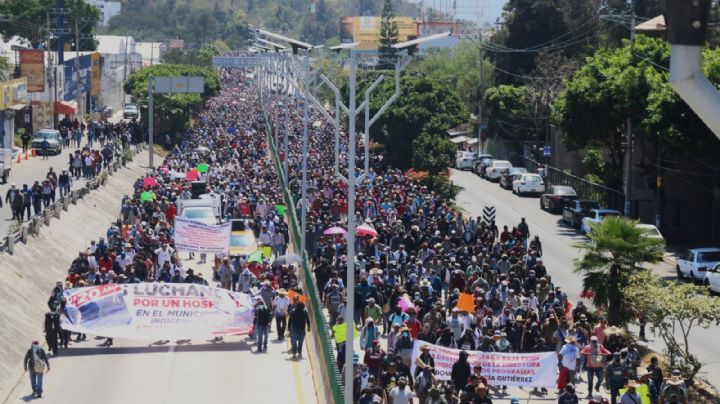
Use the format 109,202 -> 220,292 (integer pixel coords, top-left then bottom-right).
263,112 -> 345,404
0,144 -> 141,255
521,156 -> 625,212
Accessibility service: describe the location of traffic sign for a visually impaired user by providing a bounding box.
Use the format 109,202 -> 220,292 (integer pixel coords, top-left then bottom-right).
153,76 -> 204,94
543,145 -> 552,156
212,56 -> 258,68
483,206 -> 496,223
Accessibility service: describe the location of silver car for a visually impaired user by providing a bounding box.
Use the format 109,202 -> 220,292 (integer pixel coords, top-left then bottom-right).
31,129 -> 63,155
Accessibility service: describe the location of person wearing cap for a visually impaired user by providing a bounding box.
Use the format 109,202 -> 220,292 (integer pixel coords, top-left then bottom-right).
581,335 -> 612,397
472,382 -> 493,404
558,383 -> 579,404
288,295 -> 310,358
619,380 -> 642,404
389,375 -> 413,404
364,339 -> 386,378
253,296 -> 272,352
23,340 -> 50,398
636,369 -> 659,404
660,372 -> 687,404
273,289 -> 290,340
606,352 -> 629,404
558,335 -> 581,390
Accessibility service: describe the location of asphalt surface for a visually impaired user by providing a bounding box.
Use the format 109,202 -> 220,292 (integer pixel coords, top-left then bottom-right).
451,168 -> 720,391
2,258 -> 317,404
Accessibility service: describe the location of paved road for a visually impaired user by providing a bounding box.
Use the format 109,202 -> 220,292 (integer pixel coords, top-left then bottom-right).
451,169 -> 719,390
2,259 -> 317,404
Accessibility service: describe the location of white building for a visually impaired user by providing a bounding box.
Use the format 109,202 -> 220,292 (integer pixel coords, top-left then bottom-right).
85,1 -> 122,26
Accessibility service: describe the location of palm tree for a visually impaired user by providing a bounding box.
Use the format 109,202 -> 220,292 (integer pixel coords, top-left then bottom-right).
574,217 -> 665,326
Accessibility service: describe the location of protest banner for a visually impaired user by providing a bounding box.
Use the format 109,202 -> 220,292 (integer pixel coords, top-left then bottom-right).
332,322 -> 359,344
174,217 -> 231,254
60,283 -> 255,339
410,340 -> 557,387
455,293 -> 475,313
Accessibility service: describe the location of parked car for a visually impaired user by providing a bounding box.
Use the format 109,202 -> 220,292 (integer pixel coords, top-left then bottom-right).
676,247 -> 720,283
123,104 -> 139,120
580,208 -> 622,234
705,262 -> 720,294
455,151 -> 478,170
562,199 -> 601,228
540,185 -> 579,213
485,160 -> 513,181
31,129 -> 62,155
512,173 -> 545,196
499,167 -> 528,189
473,155 -> 494,176
636,223 -> 665,242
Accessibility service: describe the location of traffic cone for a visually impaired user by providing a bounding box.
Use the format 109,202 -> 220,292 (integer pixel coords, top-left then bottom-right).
24,151 -> 28,160
16,153 -> 21,163
31,149 -> 36,157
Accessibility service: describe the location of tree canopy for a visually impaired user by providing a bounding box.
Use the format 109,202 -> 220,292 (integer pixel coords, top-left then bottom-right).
123,64 -> 220,133
0,0 -> 100,49
573,216 -> 665,326
364,73 -> 469,170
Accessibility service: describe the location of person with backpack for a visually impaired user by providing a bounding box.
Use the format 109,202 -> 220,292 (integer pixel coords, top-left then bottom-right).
324,283 -> 343,326
23,341 -> 50,398
605,353 -> 629,404
253,296 -> 272,352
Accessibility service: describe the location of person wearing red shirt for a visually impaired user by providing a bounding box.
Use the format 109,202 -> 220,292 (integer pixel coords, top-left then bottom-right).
97,254 -> 114,273
363,339 -> 386,378
165,203 -> 177,224
404,307 -> 422,339
580,336 -> 611,396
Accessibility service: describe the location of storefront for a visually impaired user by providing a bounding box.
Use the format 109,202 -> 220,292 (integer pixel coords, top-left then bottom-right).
0,78 -> 30,148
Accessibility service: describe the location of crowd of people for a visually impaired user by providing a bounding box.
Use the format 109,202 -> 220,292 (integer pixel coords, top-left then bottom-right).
32,66 -> 692,404
3,117 -> 133,225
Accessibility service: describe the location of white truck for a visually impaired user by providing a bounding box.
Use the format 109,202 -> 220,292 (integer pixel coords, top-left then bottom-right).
177,195 -> 222,225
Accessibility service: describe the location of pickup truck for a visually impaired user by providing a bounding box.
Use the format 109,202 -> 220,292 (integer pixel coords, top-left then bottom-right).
676,248 -> 720,283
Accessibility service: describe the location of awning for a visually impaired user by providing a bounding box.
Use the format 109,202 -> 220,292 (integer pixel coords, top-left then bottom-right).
8,104 -> 28,111
450,135 -> 470,144
466,138 -> 479,145
54,101 -> 78,115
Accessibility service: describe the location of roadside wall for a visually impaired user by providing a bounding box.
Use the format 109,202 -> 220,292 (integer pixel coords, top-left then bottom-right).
0,151 -> 148,399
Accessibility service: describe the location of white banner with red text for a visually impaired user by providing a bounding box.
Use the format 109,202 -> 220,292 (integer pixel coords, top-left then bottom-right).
410,340 -> 558,387
174,217 -> 231,254
60,283 -> 255,339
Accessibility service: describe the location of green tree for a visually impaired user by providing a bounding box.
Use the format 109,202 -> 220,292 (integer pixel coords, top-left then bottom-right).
0,0 -> 100,49
483,84 -> 538,142
123,64 -> 220,133
377,0 -> 399,70
625,271 -> 720,383
411,132 -> 456,175
366,74 -> 469,170
0,56 -> 10,81
573,217 -> 665,326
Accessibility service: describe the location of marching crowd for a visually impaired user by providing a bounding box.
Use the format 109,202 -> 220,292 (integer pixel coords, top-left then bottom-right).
3,117 -> 131,226
29,67 -> 692,404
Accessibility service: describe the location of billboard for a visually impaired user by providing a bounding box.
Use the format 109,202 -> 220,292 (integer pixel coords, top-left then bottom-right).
19,50 -> 44,92
90,52 -> 101,96
341,16 -> 418,51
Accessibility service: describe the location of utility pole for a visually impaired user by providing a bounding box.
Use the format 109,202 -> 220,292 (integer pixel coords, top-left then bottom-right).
623,0 -> 636,218
75,16 -> 82,117
477,0 -> 485,153
655,134 -> 662,228
148,76 -> 154,169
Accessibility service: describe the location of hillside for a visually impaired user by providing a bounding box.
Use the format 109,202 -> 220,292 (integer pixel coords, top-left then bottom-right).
101,0 -> 420,49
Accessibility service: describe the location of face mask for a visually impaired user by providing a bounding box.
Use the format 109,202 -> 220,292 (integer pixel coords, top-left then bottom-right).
361,370 -> 368,376
32,344 -> 39,352
402,332 -> 409,337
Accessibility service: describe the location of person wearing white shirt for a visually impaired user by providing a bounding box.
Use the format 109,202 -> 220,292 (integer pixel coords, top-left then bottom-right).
154,244 -> 174,271
389,377 -> 413,404
273,291 -> 291,340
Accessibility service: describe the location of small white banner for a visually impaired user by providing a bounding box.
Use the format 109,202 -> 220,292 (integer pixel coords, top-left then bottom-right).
174,217 -> 231,254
